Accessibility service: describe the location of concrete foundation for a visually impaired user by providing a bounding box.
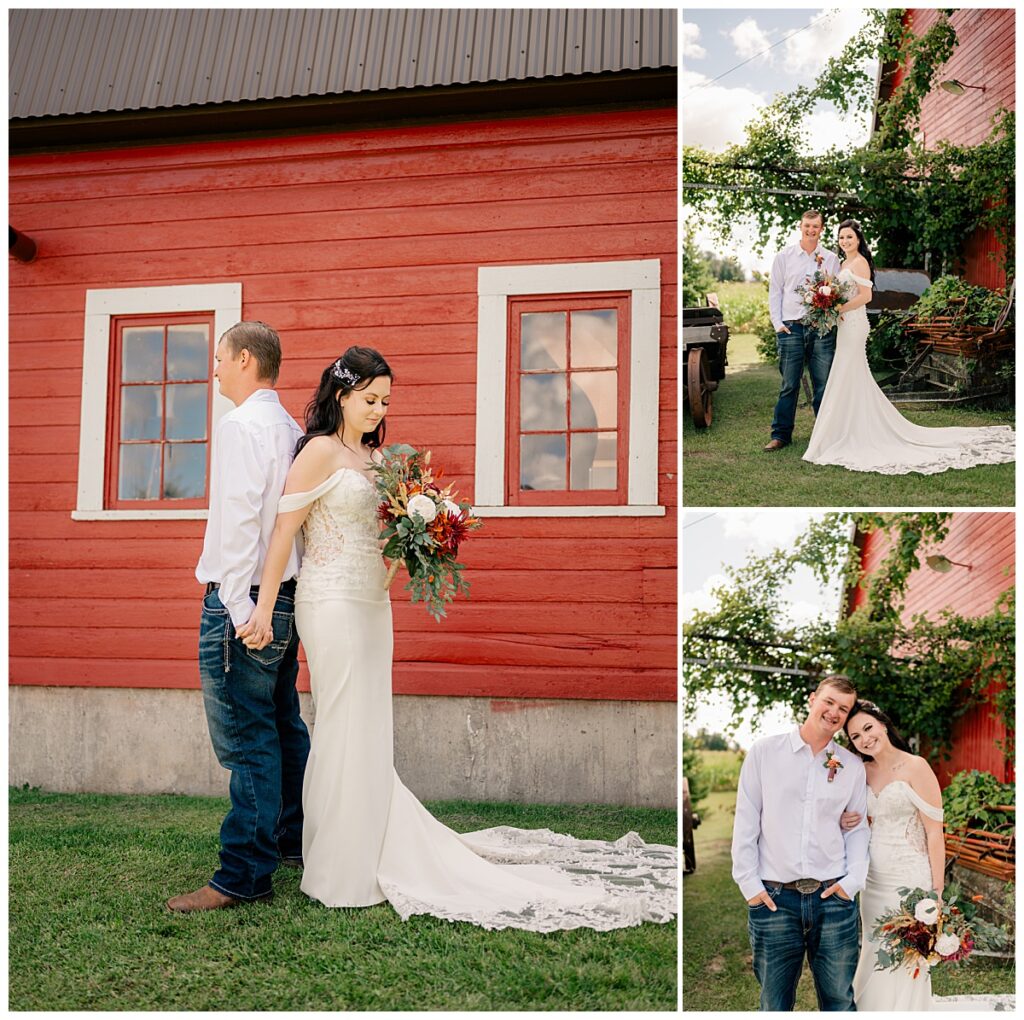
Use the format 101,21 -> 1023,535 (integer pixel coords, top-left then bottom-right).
9,686 -> 676,808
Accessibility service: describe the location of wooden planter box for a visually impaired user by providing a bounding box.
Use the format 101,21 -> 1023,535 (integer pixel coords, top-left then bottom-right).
906,318 -> 1013,359
944,807 -> 1015,882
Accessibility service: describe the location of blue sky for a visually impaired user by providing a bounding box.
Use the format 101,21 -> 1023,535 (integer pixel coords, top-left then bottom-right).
683,7 -> 877,272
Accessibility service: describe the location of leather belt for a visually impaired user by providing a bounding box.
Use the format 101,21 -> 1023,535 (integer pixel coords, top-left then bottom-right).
204,579 -> 297,596
763,878 -> 840,894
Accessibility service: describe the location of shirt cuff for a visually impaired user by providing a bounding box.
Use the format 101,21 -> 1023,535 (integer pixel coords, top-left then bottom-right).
836,872 -> 862,898
224,595 -> 257,630
738,877 -> 766,901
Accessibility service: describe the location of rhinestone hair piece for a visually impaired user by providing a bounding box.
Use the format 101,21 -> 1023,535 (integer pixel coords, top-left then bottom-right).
331,360 -> 359,387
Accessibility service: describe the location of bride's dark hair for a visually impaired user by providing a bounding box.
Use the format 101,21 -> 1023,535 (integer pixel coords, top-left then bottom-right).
844,700 -> 913,762
295,346 -> 393,456
837,218 -> 876,284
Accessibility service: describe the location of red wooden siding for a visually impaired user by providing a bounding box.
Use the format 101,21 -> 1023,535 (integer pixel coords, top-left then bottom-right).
851,512 -> 1014,784
9,107 -> 677,702
891,9 -> 1014,288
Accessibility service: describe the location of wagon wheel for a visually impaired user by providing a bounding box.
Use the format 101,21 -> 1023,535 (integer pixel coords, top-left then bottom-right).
687,346 -> 717,429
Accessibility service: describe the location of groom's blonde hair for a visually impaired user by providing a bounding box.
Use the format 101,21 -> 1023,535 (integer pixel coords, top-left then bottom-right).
801,209 -> 824,225
814,674 -> 856,697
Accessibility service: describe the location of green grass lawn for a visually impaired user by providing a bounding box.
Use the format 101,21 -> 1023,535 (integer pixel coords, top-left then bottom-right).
10,787 -> 677,1011
683,334 -> 1016,507
683,791 -> 1014,1011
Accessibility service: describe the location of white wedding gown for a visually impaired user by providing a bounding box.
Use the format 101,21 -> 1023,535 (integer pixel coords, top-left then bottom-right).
277,467 -> 677,931
854,781 -> 943,1011
803,268 -> 1015,473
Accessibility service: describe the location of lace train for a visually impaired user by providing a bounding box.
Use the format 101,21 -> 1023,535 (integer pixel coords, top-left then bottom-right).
804,270 -> 1015,475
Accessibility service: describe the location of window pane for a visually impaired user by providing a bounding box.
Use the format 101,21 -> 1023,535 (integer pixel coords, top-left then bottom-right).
121,385 -> 163,440
521,312 -> 566,371
520,373 -> 566,431
570,371 -> 617,429
570,309 -> 617,368
167,324 -> 209,380
520,434 -> 566,491
119,444 -> 160,499
122,327 -> 164,382
166,383 -> 208,440
571,431 -> 617,490
163,443 -> 206,499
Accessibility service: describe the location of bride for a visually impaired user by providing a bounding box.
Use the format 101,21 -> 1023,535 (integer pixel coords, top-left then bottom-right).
803,220 -> 1015,474
236,346 -> 676,931
842,701 -> 944,1011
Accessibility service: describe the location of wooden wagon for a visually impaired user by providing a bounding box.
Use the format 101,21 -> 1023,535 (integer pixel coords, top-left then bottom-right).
682,304 -> 729,428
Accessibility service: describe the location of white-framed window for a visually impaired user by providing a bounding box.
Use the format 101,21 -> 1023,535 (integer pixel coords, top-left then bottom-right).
474,259 -> 664,517
72,283 -> 242,520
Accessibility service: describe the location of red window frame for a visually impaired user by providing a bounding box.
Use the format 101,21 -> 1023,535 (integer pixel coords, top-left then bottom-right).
105,312 -> 215,510
506,293 -> 631,506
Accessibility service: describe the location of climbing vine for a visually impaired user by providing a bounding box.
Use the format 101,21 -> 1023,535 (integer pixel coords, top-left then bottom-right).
682,513 -> 1015,761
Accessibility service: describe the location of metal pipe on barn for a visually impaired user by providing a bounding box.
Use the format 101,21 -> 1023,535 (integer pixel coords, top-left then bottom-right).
9,226 -> 37,262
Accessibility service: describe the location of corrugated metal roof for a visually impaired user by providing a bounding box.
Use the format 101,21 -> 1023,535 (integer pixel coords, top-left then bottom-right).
10,8 -> 677,120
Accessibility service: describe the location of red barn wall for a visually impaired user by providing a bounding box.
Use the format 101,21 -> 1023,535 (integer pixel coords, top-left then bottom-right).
10,107 -> 677,704
893,9 -> 1014,288
852,512 -> 1014,785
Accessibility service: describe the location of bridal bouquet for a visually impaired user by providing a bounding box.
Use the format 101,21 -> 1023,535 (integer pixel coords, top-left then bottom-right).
799,267 -> 854,333
373,443 -> 481,621
871,885 -> 1007,979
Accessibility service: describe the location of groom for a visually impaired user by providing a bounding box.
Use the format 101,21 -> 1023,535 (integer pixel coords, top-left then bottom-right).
731,675 -> 869,1011
764,210 -> 842,451
167,321 -> 310,912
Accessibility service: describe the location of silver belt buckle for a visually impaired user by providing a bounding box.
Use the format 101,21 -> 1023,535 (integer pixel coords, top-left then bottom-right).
795,878 -> 820,894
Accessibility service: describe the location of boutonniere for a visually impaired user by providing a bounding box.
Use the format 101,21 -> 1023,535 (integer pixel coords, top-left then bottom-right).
815,252 -> 824,267
824,748 -> 843,783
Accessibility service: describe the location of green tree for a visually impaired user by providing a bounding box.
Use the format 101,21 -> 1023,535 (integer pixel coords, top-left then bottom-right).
683,227 -> 715,307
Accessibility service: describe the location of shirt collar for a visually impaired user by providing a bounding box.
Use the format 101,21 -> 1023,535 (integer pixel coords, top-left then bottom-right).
239,388 -> 281,407
788,726 -> 807,753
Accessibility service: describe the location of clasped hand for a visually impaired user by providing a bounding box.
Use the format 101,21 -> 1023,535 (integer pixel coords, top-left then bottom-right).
236,607 -> 273,650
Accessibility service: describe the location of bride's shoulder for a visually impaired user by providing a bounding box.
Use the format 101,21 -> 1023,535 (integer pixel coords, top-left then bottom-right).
845,256 -> 870,276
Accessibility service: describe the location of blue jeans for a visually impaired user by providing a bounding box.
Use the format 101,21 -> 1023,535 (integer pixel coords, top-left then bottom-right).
198,582 -> 310,900
748,882 -> 859,1011
771,321 -> 836,443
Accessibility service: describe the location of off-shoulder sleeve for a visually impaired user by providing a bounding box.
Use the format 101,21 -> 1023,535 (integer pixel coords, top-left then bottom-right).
851,273 -> 873,289
907,785 -> 944,822
277,469 -> 343,514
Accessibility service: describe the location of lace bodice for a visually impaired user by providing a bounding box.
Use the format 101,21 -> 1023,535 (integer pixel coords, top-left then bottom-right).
866,780 -> 943,859
838,266 -> 872,322
279,468 -> 387,599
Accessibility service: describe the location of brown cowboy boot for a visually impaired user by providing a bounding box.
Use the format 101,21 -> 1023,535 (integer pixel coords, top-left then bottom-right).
166,884 -> 250,913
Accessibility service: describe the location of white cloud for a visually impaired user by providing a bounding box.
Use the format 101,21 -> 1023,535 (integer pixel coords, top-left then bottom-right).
783,8 -> 869,77
720,510 -> 817,554
682,22 -> 706,61
682,71 -> 766,153
802,105 -> 873,156
682,572 -> 730,620
730,17 -> 773,64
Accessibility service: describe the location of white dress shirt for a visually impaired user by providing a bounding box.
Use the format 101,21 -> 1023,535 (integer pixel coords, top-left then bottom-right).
731,726 -> 870,901
769,243 -> 843,331
196,389 -> 303,628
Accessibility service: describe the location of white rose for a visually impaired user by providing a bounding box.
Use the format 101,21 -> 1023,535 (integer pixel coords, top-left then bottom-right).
819,285 -> 832,296
407,493 -> 437,523
804,294 -> 813,304
442,499 -> 460,516
935,932 -> 960,956
914,898 -> 940,924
